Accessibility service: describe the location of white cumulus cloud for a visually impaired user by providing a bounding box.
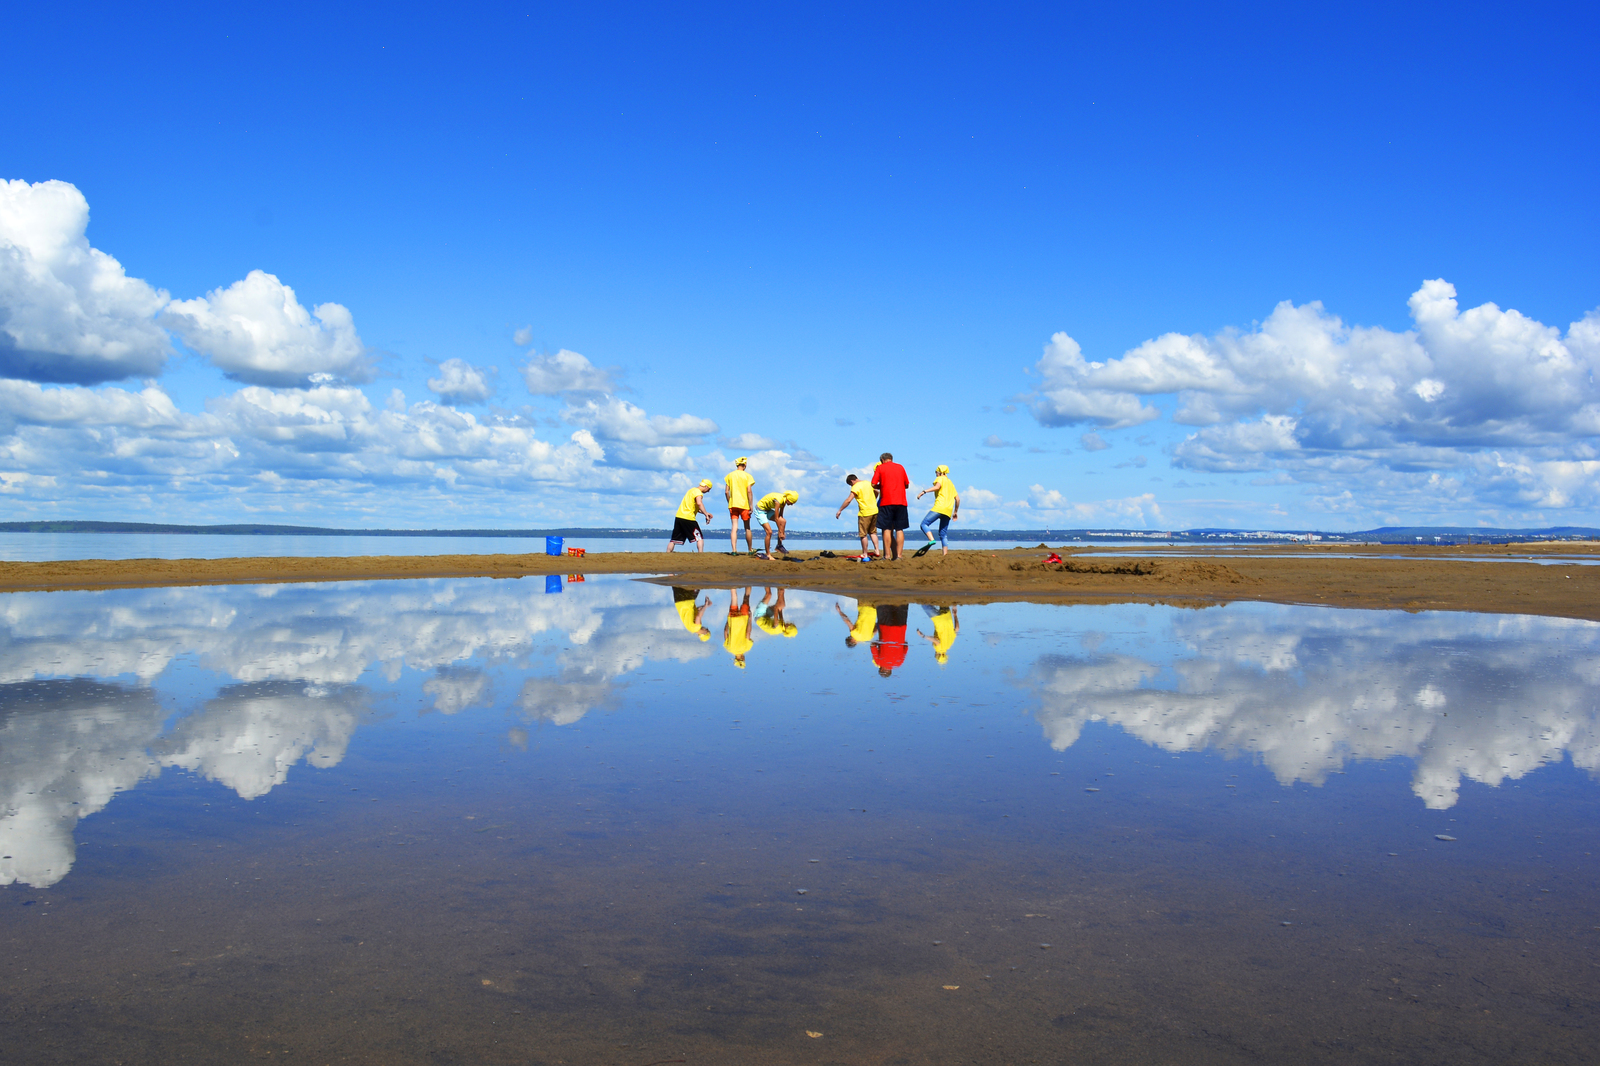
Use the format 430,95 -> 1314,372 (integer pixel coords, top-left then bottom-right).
523,349 -> 615,395
0,179 -> 170,384
162,269 -> 372,387
426,358 -> 495,405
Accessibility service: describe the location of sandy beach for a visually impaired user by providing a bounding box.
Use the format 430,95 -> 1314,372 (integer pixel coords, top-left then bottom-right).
1,541 -> 1596,622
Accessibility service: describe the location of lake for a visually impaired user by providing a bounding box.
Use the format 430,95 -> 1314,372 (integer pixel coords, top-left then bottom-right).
2,575 -> 1596,1064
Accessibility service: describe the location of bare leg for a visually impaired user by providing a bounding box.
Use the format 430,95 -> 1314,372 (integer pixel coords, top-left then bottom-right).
764,525 -> 773,554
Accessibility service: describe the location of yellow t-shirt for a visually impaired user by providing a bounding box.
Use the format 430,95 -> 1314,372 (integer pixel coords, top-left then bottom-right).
675,598 -> 710,640
931,475 -> 958,517
756,611 -> 798,637
675,487 -> 704,521
850,480 -> 878,517
756,492 -> 784,513
725,470 -> 755,509
930,609 -> 957,663
724,612 -> 753,656
848,605 -> 878,644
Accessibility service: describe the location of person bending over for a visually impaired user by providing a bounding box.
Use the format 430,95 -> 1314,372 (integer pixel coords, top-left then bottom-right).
755,490 -> 798,556
668,479 -> 715,552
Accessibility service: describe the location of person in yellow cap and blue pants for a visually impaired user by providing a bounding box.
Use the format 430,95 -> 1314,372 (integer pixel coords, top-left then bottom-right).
915,464 -> 960,556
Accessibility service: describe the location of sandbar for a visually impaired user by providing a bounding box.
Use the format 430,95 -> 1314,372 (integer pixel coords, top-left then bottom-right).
1,541 -> 1597,622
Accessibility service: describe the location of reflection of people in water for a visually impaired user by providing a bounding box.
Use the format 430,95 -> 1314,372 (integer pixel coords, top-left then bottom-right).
871,603 -> 910,677
723,587 -> 755,668
835,599 -> 878,647
916,604 -> 960,664
672,587 -> 712,641
755,587 -> 798,638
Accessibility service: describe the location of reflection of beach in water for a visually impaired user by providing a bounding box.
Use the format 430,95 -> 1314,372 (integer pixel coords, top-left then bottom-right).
1021,606 -> 1600,808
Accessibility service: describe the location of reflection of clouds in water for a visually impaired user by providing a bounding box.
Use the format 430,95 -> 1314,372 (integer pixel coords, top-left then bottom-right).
515,600 -> 714,726
423,666 -> 491,714
0,580 -> 667,688
0,680 -> 166,887
153,681 -> 367,800
1027,608 -> 1600,808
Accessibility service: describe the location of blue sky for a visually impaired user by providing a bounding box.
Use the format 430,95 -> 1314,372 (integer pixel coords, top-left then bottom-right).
3,2 -> 1597,531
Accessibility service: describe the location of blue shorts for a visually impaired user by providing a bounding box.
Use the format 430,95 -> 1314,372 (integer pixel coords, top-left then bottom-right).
756,509 -> 778,529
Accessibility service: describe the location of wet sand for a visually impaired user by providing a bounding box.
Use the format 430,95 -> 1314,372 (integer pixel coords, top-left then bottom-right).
2,541 -> 1597,621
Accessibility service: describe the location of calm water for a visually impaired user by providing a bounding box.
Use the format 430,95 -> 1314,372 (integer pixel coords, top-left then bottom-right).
2,577 -> 1596,1064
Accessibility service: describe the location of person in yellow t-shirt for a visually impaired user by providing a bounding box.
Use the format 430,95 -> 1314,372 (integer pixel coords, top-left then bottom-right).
914,464 -> 960,556
835,473 -> 882,557
723,587 -> 755,668
668,479 -> 715,552
916,604 -> 960,664
755,490 -> 798,556
834,599 -> 878,648
673,586 -> 712,640
724,457 -> 757,554
755,587 -> 798,637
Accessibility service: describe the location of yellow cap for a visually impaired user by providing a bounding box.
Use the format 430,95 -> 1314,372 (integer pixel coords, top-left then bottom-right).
736,456 -> 749,465
784,491 -> 798,504
935,464 -> 949,475
699,478 -> 713,490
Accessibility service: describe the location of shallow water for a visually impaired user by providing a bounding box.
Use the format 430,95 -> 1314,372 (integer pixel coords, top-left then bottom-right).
2,576 -> 1596,1064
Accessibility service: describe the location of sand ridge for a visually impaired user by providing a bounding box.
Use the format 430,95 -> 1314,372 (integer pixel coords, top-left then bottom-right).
1,542 -> 1596,622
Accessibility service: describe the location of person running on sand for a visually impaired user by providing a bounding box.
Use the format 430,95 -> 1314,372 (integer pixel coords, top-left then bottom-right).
871,452 -> 912,561
916,604 -> 960,664
668,480 -> 715,552
723,587 -> 755,668
835,600 -> 879,648
755,587 -> 798,638
915,464 -> 960,555
724,457 -> 757,554
755,490 -> 798,556
870,603 -> 910,677
836,474 -> 882,558
672,587 -> 712,640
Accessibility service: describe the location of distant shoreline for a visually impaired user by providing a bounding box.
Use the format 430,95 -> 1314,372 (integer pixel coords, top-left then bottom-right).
2,520 -> 1597,546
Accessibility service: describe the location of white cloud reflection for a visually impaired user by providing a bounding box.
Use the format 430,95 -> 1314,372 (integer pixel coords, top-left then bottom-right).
1023,606 -> 1600,809
0,578 -> 720,886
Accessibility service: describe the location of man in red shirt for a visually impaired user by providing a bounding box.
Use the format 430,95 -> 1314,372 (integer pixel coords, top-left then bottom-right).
870,451 -> 912,561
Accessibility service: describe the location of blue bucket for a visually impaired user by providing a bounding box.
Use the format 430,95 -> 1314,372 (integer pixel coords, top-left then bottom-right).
545,574 -> 563,594
545,535 -> 563,556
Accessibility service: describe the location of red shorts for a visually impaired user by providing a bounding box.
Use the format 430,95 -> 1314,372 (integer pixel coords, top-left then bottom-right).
729,508 -> 752,522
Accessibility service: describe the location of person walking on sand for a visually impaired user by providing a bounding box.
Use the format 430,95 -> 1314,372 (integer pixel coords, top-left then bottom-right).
755,490 -> 798,556
723,587 -> 755,668
916,604 -> 960,664
915,464 -> 960,556
725,457 -> 757,554
871,452 -> 912,561
836,474 -> 882,558
668,479 -> 715,552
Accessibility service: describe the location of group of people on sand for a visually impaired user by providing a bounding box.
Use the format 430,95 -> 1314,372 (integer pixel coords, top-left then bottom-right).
669,452 -> 961,560
835,601 -> 960,676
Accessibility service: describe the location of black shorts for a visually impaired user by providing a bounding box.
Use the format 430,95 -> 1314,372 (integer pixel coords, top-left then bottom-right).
875,603 -> 909,627
878,503 -> 910,531
671,517 -> 702,542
